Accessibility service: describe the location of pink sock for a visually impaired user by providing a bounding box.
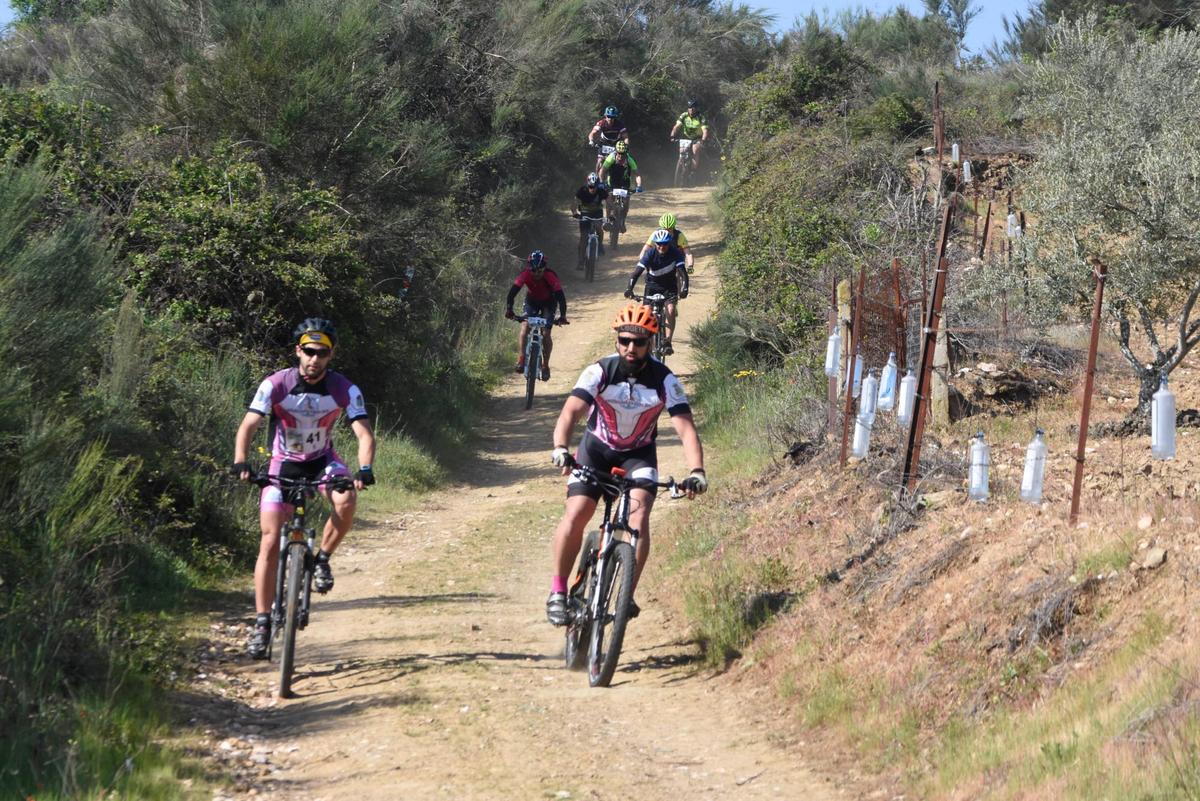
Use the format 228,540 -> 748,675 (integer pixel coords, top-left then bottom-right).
551,575 -> 567,594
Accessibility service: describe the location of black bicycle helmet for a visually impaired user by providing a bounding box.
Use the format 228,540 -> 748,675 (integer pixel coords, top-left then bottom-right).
687,98 -> 699,109
293,317 -> 338,347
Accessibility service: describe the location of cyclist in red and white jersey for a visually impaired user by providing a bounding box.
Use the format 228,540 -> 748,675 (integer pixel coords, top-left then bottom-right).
544,303 -> 708,626
232,318 -> 376,659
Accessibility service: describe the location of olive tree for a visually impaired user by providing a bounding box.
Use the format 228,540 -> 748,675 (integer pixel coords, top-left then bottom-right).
1018,19 -> 1200,417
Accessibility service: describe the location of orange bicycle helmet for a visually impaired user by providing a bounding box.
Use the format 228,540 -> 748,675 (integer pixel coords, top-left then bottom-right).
611,302 -> 658,335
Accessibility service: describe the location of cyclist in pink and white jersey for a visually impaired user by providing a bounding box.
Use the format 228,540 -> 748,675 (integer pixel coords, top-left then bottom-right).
232,317 -> 376,659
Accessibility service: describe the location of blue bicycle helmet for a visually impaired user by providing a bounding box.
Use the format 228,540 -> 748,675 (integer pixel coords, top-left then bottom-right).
586,172 -> 599,187
651,228 -> 673,245
527,250 -> 547,270
604,105 -> 619,118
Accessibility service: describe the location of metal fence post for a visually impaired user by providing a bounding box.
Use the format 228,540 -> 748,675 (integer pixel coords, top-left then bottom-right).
839,265 -> 867,467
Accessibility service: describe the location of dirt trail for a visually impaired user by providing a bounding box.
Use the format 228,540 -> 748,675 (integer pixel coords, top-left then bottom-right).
203,187 -> 841,800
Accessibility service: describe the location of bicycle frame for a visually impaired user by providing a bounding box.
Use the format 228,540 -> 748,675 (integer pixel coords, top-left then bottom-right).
520,316 -> 549,378
633,292 -> 674,361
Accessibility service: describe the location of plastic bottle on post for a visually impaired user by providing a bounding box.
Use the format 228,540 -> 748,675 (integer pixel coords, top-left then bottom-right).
1020,429 -> 1047,504
951,142 -> 960,164
860,369 -> 879,425
968,431 -> 990,502
1152,374 -> 1176,460
824,328 -> 841,377
845,355 -> 863,398
877,353 -> 897,411
896,369 -> 916,426
1006,212 -> 1022,238
962,160 -> 972,184
851,415 -> 872,459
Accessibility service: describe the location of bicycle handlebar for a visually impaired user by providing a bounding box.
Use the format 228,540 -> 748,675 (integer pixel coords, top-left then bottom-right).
249,472 -> 357,492
563,454 -> 686,499
632,292 -> 678,304
512,314 -> 568,326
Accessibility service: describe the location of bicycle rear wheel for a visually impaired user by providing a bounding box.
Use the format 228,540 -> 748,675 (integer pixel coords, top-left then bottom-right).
564,531 -> 598,670
524,341 -> 540,409
587,540 -> 635,687
278,543 -> 306,698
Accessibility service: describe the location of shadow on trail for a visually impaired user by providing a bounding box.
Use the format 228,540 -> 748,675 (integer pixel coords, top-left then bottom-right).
315,590 -> 496,614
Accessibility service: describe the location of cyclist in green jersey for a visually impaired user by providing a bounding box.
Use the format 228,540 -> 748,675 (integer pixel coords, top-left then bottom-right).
598,140 -> 643,234
669,98 -> 709,173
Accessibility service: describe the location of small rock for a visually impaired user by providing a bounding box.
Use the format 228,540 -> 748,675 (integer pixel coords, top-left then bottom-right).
1137,514 -> 1154,530
1142,547 -> 1168,570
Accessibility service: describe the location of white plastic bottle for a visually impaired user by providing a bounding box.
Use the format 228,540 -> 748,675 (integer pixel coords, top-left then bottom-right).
860,369 -> 879,425
896,369 -> 917,426
877,352 -> 897,411
1020,429 -> 1047,504
1152,374 -> 1176,460
851,414 -> 872,459
951,142 -> 960,164
845,355 -> 863,398
962,159 -> 972,184
968,431 -> 990,502
824,328 -> 841,377
1006,212 -> 1022,238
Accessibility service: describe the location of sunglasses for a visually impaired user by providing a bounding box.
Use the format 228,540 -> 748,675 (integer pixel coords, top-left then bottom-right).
301,346 -> 332,358
618,336 -> 648,348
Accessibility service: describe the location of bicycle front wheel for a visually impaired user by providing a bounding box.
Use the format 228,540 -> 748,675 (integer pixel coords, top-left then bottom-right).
587,540 -> 635,687
565,531 -> 598,670
524,341 -> 540,409
674,155 -> 687,188
278,543 -> 306,698
585,237 -> 597,282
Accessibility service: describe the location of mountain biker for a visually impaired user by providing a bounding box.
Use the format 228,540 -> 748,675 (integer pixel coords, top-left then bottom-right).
625,228 -> 689,355
588,105 -> 629,172
669,98 -> 709,173
232,318 -> 376,660
505,250 -> 569,380
598,140 -> 643,234
640,212 -> 693,274
571,172 -> 609,266
545,303 -> 707,626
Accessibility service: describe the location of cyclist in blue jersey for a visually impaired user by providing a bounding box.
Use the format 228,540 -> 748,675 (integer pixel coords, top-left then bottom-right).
625,228 -> 689,355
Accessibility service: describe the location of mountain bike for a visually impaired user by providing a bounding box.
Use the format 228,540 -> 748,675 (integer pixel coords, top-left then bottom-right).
672,137 -> 697,187
633,291 -> 676,362
251,471 -> 355,698
512,314 -> 567,408
580,213 -> 604,282
592,142 -> 616,174
561,456 -> 686,687
608,187 -> 630,249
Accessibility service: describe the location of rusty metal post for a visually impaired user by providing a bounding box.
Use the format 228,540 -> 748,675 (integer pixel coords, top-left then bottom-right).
827,279 -> 838,439
1070,261 -> 1108,526
902,203 -> 955,492
920,252 -> 929,323
839,265 -> 867,467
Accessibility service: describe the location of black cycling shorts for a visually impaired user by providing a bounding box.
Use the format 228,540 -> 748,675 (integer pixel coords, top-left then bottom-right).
567,433 -> 658,500
524,298 -> 557,320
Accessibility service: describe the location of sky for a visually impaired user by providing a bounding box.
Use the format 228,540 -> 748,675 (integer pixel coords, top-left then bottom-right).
0,0 -> 1034,57
750,0 -> 1038,56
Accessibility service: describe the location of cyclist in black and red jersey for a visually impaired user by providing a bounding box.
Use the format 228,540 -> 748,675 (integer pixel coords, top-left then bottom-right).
544,303 -> 707,626
505,250 -> 569,381
587,105 -> 629,173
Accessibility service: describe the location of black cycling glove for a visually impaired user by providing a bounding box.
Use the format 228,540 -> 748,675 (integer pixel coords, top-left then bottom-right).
357,466 -> 376,487
231,461 -> 251,478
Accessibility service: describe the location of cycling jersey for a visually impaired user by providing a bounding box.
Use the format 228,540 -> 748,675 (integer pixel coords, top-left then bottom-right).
510,267 -> 563,304
602,154 -> 638,189
569,354 -> 690,451
591,118 -> 627,145
643,228 -> 689,249
248,368 -> 368,463
575,185 -> 608,216
632,244 -> 687,295
676,112 -> 707,139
